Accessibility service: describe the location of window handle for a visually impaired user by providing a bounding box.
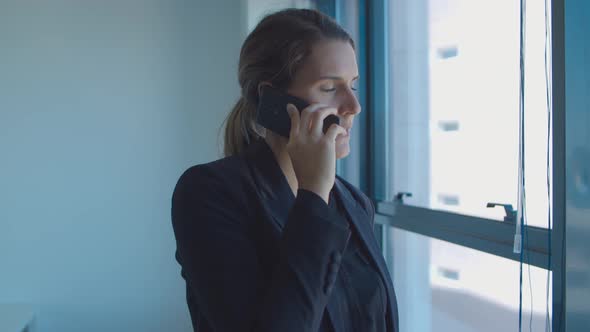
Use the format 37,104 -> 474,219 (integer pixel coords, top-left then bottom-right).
395,192 -> 413,204
486,202 -> 517,223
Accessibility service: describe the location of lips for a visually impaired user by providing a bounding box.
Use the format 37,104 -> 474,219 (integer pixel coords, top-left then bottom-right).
339,121 -> 353,137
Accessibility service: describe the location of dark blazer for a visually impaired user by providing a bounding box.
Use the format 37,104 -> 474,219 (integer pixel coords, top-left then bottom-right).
171,137 -> 399,332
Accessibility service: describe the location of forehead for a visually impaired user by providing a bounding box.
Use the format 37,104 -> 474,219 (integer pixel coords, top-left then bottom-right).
298,40 -> 358,78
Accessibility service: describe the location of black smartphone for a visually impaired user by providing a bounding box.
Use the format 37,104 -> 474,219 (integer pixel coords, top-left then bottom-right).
256,85 -> 340,138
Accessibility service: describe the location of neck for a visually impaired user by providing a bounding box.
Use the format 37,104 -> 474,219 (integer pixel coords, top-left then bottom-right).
264,134 -> 298,197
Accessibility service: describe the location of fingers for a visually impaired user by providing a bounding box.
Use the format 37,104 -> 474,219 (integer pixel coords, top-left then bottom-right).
300,103 -> 330,134
310,107 -> 339,137
289,103 -> 339,139
324,123 -> 347,142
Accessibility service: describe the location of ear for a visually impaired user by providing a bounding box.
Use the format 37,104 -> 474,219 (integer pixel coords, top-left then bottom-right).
257,81 -> 273,97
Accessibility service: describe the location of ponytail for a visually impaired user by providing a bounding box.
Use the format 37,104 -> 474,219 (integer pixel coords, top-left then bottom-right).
222,96 -> 264,157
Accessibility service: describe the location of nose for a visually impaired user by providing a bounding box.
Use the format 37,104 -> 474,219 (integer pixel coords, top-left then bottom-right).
339,87 -> 361,116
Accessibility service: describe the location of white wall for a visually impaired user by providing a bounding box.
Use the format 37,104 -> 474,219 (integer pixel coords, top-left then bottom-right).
246,0 -> 312,31
0,1 -> 245,331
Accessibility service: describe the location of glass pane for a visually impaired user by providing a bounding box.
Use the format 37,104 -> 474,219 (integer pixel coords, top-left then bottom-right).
387,0 -> 552,227
384,227 -> 553,332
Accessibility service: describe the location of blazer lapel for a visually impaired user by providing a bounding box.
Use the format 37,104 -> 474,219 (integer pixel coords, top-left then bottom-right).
333,178 -> 397,332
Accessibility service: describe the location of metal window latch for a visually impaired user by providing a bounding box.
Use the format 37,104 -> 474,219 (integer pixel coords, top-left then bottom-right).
486,202 -> 517,223
395,192 -> 413,204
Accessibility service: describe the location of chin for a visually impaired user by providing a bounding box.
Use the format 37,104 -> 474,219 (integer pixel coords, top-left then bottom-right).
336,142 -> 350,160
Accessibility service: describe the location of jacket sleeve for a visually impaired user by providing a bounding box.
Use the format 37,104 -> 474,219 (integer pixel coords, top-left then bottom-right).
171,164 -> 352,332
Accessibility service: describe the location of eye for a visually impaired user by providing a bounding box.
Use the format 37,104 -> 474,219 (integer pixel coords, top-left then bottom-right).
351,78 -> 359,91
320,86 -> 336,92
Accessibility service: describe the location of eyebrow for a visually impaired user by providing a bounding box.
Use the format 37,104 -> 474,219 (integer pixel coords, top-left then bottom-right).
318,75 -> 360,81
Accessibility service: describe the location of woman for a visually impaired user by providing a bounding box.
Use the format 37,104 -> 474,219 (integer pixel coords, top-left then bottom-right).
171,8 -> 399,332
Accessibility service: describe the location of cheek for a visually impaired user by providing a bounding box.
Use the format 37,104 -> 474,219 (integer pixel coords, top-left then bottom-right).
289,86 -> 336,108
302,89 -> 335,105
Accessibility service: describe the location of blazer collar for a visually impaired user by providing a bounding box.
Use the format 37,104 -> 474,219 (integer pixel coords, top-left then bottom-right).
242,137 -> 397,332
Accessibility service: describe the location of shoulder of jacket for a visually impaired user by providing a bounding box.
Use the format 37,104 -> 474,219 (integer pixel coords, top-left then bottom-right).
181,154 -> 246,181
173,154 -> 251,200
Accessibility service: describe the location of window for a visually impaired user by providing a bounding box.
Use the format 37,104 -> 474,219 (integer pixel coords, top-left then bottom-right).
386,0 -> 551,228
377,0 -> 554,330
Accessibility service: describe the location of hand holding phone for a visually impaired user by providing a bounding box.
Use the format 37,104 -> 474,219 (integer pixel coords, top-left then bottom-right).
256,86 -> 340,138
255,85 -> 346,204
